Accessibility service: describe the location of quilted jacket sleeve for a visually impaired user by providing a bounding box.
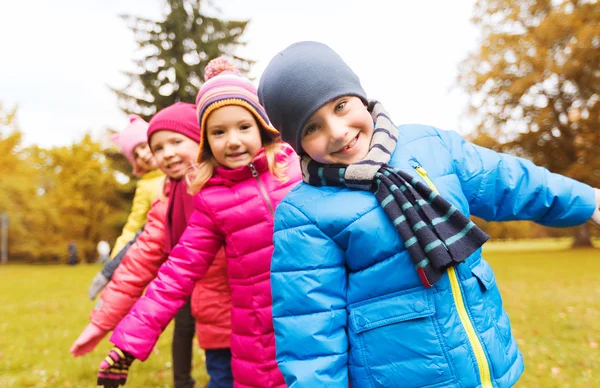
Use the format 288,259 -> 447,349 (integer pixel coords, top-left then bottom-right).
110,202 -> 223,361
438,128 -> 597,227
271,201 -> 349,387
90,199 -> 168,331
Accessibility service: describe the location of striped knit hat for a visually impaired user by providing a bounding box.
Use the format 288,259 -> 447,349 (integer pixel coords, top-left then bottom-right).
195,57 -> 279,161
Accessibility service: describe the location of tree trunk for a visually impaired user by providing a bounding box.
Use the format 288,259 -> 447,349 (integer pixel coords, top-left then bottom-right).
572,223 -> 592,248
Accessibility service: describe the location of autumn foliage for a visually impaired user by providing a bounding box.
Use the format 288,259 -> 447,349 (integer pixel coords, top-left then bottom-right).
0,104 -> 132,263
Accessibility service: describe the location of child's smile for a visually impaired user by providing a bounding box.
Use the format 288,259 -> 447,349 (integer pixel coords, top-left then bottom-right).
332,132 -> 360,155
149,130 -> 199,180
165,159 -> 185,175
206,105 -> 263,170
301,96 -> 373,165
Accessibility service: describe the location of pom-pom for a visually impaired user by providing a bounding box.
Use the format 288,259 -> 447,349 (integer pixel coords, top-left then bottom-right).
204,57 -> 240,81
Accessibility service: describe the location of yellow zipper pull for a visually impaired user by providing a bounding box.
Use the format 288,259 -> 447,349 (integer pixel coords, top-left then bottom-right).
413,165 -> 439,194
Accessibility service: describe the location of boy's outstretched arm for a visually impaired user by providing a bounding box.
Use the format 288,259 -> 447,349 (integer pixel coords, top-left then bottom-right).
438,128 -> 598,227
271,201 -> 348,387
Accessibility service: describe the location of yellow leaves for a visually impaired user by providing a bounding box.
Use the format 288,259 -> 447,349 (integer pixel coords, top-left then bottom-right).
0,105 -> 132,263
459,0 -> 600,188
507,73 -> 540,96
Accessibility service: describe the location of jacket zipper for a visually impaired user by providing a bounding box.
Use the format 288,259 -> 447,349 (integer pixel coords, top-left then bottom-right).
249,162 -> 275,216
414,165 -> 438,191
413,163 -> 494,388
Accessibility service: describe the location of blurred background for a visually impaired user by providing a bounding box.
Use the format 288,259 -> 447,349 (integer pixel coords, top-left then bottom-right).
0,0 -> 598,387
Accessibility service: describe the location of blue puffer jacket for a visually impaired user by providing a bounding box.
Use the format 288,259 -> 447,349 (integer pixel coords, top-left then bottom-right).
271,125 -> 596,388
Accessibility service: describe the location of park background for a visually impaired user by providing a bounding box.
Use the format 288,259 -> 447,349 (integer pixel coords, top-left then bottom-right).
0,0 -> 599,387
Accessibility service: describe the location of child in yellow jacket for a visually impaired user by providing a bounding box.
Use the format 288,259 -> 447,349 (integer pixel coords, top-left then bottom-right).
88,115 -> 165,299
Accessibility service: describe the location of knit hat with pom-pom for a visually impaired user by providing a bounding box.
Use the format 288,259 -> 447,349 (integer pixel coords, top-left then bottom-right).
195,57 -> 279,161
112,114 -> 150,176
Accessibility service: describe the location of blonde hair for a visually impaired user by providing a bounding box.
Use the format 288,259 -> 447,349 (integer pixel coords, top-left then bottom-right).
187,138 -> 289,196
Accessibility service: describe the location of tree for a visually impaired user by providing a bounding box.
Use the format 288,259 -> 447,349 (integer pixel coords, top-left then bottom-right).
458,0 -> 600,246
113,0 -> 253,120
29,135 -> 133,262
0,104 -> 47,261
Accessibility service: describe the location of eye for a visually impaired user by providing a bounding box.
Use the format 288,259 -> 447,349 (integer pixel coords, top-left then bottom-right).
240,124 -> 251,130
152,145 -> 163,153
303,124 -> 318,137
211,129 -> 224,136
335,100 -> 346,112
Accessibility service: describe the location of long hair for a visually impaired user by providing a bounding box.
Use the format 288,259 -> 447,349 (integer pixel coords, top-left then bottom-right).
187,129 -> 289,196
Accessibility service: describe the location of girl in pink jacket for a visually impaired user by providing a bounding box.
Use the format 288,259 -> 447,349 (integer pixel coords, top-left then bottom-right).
78,103 -> 232,388
97,58 -> 301,388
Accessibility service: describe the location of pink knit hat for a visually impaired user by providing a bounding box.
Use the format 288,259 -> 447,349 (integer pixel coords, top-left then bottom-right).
195,57 -> 279,161
112,114 -> 150,176
146,102 -> 200,144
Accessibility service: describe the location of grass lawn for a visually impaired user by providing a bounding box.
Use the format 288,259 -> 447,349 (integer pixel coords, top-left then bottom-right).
0,264 -> 208,387
482,242 -> 600,387
0,240 -> 598,387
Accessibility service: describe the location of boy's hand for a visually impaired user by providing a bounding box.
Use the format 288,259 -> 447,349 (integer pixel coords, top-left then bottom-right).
590,188 -> 600,228
97,347 -> 135,387
70,323 -> 108,357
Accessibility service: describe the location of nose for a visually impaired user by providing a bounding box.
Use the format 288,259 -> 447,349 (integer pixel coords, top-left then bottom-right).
325,116 -> 347,143
226,131 -> 242,148
163,144 -> 175,158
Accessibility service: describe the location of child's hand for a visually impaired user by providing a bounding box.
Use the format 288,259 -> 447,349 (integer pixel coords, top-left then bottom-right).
70,323 -> 109,357
97,347 -> 135,387
590,188 -> 600,228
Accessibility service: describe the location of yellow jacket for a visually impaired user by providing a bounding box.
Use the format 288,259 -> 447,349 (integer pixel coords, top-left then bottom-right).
110,170 -> 165,258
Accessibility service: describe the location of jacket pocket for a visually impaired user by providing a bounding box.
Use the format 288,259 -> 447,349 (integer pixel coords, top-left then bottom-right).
350,289 -> 435,333
470,259 -> 513,354
348,289 -> 456,388
471,258 -> 496,291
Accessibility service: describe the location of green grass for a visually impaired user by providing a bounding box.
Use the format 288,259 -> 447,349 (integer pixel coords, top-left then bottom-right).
482,243 -> 600,387
0,240 -> 598,387
0,265 -> 209,387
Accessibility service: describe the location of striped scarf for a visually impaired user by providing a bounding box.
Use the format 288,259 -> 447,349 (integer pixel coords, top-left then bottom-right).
301,101 -> 489,287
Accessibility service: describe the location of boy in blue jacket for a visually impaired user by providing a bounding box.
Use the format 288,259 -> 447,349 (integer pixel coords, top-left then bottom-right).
258,41 -> 600,388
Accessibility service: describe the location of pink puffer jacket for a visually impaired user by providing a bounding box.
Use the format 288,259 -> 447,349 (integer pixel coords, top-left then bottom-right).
92,187 -> 231,350
111,145 -> 301,388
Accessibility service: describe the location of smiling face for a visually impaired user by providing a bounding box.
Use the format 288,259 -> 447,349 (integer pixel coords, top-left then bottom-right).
300,96 -> 374,165
205,105 -> 263,170
132,142 -> 157,173
149,130 -> 199,180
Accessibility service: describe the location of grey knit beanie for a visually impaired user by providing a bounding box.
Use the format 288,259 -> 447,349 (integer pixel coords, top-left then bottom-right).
258,41 -> 367,154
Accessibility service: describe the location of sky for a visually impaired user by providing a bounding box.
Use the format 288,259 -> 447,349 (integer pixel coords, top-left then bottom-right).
0,0 -> 479,148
